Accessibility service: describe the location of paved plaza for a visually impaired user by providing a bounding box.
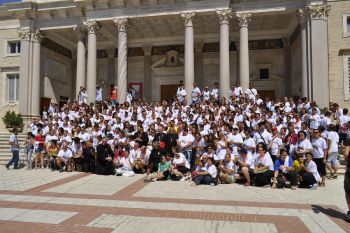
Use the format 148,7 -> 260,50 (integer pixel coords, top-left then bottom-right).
0,167 -> 349,233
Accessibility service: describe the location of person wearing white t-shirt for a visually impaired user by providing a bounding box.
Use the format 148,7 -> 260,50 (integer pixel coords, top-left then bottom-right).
227,126 -> 243,156
244,82 -> 257,101
299,153 -> 320,190
219,154 -> 236,184
193,157 -> 217,185
171,147 -> 190,181
311,129 -> 328,186
211,82 -> 219,101
191,83 -> 201,105
116,149 -> 135,177
234,148 -> 255,186
178,129 -> 195,164
57,143 -> 73,172
254,144 -> 274,187
269,128 -> 283,161
327,124 -> 339,178
202,86 -> 211,101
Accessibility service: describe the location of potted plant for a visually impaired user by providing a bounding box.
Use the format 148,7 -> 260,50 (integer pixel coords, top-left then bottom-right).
2,110 -> 23,132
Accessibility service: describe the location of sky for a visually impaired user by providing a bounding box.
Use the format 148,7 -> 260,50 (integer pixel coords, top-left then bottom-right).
0,0 -> 21,6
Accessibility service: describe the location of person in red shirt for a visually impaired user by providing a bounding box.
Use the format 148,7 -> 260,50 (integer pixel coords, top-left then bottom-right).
34,129 -> 45,169
110,84 -> 118,106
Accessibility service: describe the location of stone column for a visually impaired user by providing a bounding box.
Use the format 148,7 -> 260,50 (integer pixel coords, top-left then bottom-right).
106,48 -> 116,98
114,17 -> 128,103
84,20 -> 99,104
73,26 -> 86,98
217,9 -> 232,100
306,4 -> 331,107
237,12 -> 251,91
297,9 -> 309,99
31,30 -> 44,117
194,41 -> 204,89
143,46 -> 152,102
18,28 -> 32,117
181,12 -> 196,104
282,37 -> 291,97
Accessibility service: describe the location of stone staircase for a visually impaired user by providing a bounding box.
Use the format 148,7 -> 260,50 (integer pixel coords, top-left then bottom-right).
0,132 -> 26,166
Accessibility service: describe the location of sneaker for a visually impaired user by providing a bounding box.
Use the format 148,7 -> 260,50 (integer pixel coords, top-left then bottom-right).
310,184 -> 318,190
345,211 -> 350,223
180,177 -> 186,181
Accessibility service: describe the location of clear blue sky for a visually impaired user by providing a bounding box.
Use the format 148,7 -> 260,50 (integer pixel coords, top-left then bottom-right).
0,0 -> 21,5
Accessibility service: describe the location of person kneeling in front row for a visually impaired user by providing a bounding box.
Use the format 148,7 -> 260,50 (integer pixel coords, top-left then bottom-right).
271,149 -> 297,190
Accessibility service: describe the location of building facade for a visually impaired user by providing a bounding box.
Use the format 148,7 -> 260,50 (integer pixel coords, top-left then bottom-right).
0,0 -> 348,130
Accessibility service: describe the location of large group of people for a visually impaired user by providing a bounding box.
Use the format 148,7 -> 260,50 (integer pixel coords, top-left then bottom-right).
5,80 -> 349,192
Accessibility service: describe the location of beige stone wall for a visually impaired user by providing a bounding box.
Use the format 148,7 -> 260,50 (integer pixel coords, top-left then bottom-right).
328,0 -> 350,108
290,34 -> 302,97
0,25 -> 20,132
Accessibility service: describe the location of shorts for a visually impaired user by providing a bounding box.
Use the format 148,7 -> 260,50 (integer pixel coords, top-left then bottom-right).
176,166 -> 190,174
314,158 -> 326,177
35,147 -> 43,153
327,152 -> 338,166
344,171 -> 350,194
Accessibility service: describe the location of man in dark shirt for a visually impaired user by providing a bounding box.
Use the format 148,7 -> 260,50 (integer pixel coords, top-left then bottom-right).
134,125 -> 149,147
148,142 -> 163,174
344,138 -> 350,222
152,125 -> 170,154
95,138 -> 115,175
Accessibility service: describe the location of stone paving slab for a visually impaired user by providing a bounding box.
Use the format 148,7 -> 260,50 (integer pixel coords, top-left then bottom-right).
43,174 -> 143,195
0,207 -> 77,224
88,214 -> 278,233
0,167 -> 79,191
134,178 -> 347,211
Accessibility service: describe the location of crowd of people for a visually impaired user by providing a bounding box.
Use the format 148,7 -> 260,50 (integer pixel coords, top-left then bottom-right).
5,80 -> 349,193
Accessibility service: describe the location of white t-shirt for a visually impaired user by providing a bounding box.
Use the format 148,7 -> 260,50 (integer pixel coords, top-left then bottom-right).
271,137 -> 283,156
120,157 -> 134,171
245,88 -> 257,100
203,164 -> 218,178
237,154 -> 255,169
306,160 -> 321,182
255,153 -> 274,171
327,131 -> 339,153
203,91 -> 211,101
173,153 -> 190,169
58,149 -> 73,161
311,137 -> 328,159
179,134 -> 195,151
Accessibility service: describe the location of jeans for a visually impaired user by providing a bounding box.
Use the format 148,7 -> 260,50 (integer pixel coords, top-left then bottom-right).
7,149 -> 19,168
26,149 -> 34,169
183,150 -> 192,165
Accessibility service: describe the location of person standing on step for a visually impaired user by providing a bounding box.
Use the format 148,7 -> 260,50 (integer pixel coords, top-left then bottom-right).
6,128 -> 20,170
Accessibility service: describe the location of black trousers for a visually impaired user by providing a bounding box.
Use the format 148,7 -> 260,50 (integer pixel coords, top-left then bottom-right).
300,172 -> 317,187
194,174 -> 213,185
277,171 -> 298,187
255,170 -> 274,187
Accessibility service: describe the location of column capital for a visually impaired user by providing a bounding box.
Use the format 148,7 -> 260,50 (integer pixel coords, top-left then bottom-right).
73,25 -> 86,40
236,12 -> 252,28
306,4 -> 331,20
18,28 -> 32,41
181,11 -> 196,27
84,20 -> 100,34
106,48 -> 115,58
31,30 -> 44,43
296,8 -> 308,24
113,17 -> 129,32
142,46 -> 152,56
216,9 -> 232,25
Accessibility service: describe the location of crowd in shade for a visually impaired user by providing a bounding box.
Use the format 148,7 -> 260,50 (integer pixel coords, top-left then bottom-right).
7,80 -> 350,192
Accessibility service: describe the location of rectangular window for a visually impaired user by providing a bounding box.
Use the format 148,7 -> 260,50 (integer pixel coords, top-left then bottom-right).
260,68 -> 269,80
7,74 -> 19,102
348,17 -> 350,33
7,41 -> 21,54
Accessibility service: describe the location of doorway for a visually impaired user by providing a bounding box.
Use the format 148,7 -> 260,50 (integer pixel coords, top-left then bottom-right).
258,90 -> 275,100
40,97 -> 51,115
161,84 -> 178,101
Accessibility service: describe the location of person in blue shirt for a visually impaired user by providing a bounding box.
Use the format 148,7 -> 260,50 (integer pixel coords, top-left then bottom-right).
271,149 -> 297,190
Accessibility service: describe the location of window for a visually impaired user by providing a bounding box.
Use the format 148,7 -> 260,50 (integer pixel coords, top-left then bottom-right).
347,17 -> 350,33
343,14 -> 350,37
260,68 -> 269,80
7,73 -> 19,102
7,41 -> 20,54
347,57 -> 350,93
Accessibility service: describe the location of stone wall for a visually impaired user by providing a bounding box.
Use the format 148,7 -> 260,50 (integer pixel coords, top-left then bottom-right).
328,0 -> 350,108
0,25 -> 20,131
